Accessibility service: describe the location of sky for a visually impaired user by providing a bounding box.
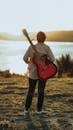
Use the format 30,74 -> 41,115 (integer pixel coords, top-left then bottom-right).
0,0 -> 73,35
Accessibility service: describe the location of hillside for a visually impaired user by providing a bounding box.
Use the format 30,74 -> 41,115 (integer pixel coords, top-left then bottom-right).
46,30 -> 73,42
0,33 -> 24,41
0,30 -> 73,42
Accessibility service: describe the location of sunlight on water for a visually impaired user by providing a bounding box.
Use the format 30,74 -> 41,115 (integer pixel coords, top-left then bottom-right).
0,41 -> 73,74
8,55 -> 28,75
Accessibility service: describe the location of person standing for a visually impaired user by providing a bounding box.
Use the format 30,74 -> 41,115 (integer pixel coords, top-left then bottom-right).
23,30 -> 55,114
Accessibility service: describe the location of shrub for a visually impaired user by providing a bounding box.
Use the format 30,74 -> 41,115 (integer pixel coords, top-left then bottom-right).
0,70 -> 11,78
56,54 -> 73,77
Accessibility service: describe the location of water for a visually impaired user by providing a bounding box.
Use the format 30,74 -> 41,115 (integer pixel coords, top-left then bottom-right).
0,40 -> 73,75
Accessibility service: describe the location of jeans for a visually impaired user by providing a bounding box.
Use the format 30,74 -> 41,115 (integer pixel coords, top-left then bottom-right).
25,78 -> 46,111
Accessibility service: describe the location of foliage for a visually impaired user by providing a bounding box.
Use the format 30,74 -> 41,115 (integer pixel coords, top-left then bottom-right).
56,54 -> 73,77
0,70 -> 11,78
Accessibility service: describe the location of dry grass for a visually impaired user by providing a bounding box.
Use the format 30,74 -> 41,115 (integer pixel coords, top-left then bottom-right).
0,75 -> 73,130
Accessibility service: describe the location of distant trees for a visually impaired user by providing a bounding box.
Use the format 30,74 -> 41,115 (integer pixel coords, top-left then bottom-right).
56,54 -> 73,77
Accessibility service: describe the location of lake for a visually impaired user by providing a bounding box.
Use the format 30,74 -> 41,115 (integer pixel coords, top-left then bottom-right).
0,41 -> 73,75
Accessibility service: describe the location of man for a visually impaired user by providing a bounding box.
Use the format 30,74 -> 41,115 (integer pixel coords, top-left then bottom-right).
23,30 -> 55,114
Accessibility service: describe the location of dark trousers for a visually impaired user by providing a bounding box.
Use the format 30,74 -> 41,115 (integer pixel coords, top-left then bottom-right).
25,78 -> 46,111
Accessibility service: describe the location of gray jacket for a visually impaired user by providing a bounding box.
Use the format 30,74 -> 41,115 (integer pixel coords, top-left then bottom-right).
23,42 -> 55,79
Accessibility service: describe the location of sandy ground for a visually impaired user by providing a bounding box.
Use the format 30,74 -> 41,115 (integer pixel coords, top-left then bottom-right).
0,76 -> 73,130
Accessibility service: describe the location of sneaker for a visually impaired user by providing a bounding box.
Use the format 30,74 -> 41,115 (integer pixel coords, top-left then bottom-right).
36,110 -> 44,114
24,109 -> 29,114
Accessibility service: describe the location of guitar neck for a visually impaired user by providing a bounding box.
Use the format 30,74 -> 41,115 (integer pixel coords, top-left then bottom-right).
23,32 -> 37,53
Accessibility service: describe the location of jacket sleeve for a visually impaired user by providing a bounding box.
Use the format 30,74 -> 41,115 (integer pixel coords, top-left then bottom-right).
23,46 -> 31,63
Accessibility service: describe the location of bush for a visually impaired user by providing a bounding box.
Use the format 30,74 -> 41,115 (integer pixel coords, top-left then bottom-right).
0,70 -> 11,78
56,54 -> 73,77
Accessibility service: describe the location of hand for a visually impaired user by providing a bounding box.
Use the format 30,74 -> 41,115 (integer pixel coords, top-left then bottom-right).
25,57 -> 31,64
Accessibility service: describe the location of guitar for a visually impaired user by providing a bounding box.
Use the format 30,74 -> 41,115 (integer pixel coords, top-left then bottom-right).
22,29 -> 57,80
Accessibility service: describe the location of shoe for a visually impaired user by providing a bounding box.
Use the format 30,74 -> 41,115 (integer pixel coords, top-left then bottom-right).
36,110 -> 44,114
24,109 -> 29,114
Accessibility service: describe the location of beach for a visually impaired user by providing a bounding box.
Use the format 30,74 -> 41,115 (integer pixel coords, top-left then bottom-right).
0,75 -> 73,130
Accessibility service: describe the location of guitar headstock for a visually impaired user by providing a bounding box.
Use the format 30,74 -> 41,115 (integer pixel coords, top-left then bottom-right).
22,28 -> 33,46
22,29 -> 28,37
